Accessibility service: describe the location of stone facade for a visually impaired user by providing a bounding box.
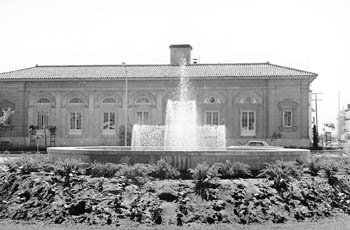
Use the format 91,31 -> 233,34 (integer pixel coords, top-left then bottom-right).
0,45 -> 317,148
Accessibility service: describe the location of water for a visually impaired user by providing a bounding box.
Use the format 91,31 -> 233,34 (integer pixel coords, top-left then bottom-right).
131,60 -> 226,150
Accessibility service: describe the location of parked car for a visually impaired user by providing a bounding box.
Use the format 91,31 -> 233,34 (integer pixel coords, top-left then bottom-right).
245,140 -> 270,147
227,140 -> 282,149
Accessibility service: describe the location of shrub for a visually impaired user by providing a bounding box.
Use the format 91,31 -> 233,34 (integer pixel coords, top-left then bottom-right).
308,157 -> 345,177
308,157 -> 324,176
189,162 -> 220,181
258,160 -> 303,194
4,155 -> 52,174
189,162 -> 221,201
117,163 -> 155,186
54,158 -> 83,186
89,162 -> 122,178
211,160 -> 251,179
150,159 -> 180,179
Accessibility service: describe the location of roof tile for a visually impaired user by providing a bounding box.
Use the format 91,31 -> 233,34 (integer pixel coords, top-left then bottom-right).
0,63 -> 317,80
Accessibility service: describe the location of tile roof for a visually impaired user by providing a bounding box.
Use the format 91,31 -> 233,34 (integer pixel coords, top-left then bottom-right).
0,63 -> 317,81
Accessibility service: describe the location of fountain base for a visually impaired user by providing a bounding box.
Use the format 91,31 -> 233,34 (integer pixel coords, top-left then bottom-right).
47,146 -> 310,171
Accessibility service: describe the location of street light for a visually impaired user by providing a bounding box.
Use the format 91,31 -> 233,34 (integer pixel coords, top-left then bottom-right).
122,62 -> 128,146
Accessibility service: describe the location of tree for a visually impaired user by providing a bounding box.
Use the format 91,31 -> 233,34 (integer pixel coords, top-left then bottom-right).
312,124 -> 320,150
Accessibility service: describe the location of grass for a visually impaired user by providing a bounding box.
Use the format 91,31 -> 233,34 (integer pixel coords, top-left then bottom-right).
2,215 -> 350,230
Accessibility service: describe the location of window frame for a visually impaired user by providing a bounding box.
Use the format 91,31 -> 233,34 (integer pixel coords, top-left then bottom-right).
102,111 -> 116,135
205,111 -> 220,126
135,96 -> 151,105
240,110 -> 256,136
283,110 -> 293,128
136,111 -> 150,125
69,112 -> 82,135
102,97 -> 117,104
69,97 -> 84,104
37,98 -> 50,104
37,111 -> 49,129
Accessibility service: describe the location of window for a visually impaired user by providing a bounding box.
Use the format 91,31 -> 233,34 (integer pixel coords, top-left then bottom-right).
283,110 -> 292,127
205,111 -> 219,125
137,111 -> 149,125
69,112 -> 82,133
103,112 -> 116,132
241,111 -> 256,136
135,96 -> 151,104
102,97 -> 117,104
69,98 -> 83,104
37,98 -> 50,104
37,111 -> 49,128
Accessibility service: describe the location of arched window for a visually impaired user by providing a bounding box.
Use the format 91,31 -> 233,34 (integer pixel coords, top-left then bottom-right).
69,97 -> 83,104
135,96 -> 151,104
37,98 -> 50,104
102,97 -> 117,104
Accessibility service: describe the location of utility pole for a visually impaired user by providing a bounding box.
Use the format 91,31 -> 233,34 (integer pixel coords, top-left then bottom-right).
122,62 -> 128,146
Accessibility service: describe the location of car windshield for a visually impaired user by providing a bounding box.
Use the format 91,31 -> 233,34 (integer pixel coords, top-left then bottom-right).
248,141 -> 265,146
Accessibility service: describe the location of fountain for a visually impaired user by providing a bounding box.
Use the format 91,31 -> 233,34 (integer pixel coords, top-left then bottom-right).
48,61 -> 310,170
132,61 -> 226,150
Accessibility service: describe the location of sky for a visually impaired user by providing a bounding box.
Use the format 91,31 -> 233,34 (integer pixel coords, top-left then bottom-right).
1,0 -> 349,133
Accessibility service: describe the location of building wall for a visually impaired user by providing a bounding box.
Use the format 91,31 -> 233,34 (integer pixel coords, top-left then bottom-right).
0,81 -> 27,146
0,77 -> 312,148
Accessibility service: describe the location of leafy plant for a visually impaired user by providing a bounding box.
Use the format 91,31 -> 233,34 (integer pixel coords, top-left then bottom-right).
189,162 -> 220,181
54,158 -> 83,186
117,163 -> 155,186
150,159 -> 180,179
189,162 -> 221,201
89,162 -> 122,178
258,161 -> 302,195
308,157 -> 324,176
211,160 -> 252,179
4,155 -> 52,174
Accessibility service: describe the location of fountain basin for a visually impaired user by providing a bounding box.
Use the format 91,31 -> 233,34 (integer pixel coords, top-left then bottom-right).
47,146 -> 310,171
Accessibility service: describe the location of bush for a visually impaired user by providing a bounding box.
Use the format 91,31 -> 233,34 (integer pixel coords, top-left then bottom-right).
189,162 -> 221,201
308,157 -> 324,176
211,160 -> 251,179
53,159 -> 83,186
307,157 -> 345,177
54,158 -> 82,176
117,163 -> 155,186
258,161 -> 303,194
189,162 -> 220,181
89,162 -> 122,178
4,155 -> 52,174
150,159 -> 180,179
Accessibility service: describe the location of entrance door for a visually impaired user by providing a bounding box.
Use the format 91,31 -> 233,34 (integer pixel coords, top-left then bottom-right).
241,111 -> 256,136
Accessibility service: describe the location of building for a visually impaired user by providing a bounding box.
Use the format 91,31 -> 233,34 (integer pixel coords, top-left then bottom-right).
0,44 -> 317,148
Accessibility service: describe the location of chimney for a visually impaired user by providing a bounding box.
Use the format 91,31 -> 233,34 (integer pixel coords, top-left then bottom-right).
169,44 -> 192,65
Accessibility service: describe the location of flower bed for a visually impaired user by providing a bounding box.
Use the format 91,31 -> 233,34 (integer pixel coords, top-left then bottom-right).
0,155 -> 350,227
